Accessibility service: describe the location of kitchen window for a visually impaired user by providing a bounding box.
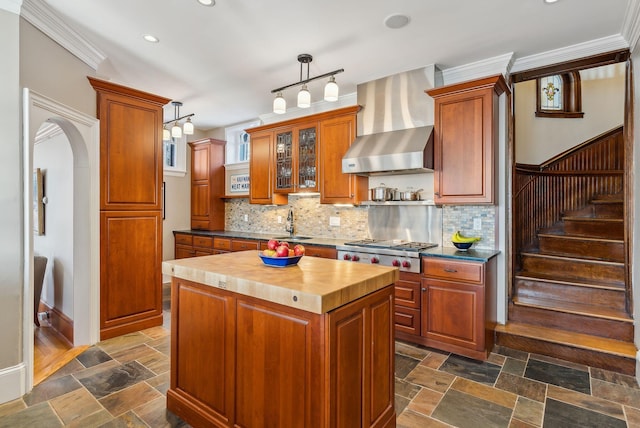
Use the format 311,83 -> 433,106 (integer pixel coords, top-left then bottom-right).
226,120 -> 260,164
163,135 -> 187,176
535,71 -> 584,118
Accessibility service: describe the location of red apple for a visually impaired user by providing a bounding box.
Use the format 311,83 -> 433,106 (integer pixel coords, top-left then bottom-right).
267,239 -> 279,250
279,241 -> 289,248
293,244 -> 305,256
275,245 -> 289,257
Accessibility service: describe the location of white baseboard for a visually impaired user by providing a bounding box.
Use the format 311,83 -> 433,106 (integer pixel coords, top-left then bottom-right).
0,363 -> 26,404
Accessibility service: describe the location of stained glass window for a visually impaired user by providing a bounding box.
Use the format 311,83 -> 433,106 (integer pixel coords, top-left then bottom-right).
540,75 -> 563,110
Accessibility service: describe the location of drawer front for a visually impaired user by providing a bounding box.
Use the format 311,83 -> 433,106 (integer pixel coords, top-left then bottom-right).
175,233 -> 193,245
394,279 -> 421,309
175,245 -> 195,259
422,257 -> 483,284
213,238 -> 232,251
193,236 -> 213,248
304,245 -> 337,259
195,249 -> 214,257
191,220 -> 210,230
232,239 -> 259,251
394,306 -> 421,336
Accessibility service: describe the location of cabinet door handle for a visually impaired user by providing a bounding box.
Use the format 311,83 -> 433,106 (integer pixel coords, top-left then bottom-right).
444,268 -> 457,273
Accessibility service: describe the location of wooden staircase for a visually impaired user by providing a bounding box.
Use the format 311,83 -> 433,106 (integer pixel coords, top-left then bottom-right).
496,194 -> 636,375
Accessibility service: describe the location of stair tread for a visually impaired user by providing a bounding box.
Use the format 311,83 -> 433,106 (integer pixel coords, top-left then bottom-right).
495,322 -> 636,358
521,251 -> 625,266
537,231 -> 623,244
515,271 -> 625,290
563,216 -> 623,222
512,295 -> 632,322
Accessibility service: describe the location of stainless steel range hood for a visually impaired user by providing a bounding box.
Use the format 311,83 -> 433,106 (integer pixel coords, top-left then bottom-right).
342,126 -> 433,175
342,65 -> 440,176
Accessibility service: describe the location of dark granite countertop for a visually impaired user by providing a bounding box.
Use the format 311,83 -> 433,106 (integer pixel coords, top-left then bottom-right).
173,229 -> 347,248
420,246 -> 500,262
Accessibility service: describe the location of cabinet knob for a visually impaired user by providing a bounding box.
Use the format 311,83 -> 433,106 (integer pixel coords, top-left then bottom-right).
421,288 -> 426,292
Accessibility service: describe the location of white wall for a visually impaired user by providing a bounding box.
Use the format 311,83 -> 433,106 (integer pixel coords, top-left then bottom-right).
515,62 -> 625,164
0,7 -> 24,402
33,129 -> 74,317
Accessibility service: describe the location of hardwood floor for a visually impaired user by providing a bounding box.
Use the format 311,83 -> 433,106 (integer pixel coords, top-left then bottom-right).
34,322 -> 87,386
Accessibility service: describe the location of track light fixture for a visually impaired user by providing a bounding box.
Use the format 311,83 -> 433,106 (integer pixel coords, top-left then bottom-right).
163,101 -> 195,140
271,54 -> 344,114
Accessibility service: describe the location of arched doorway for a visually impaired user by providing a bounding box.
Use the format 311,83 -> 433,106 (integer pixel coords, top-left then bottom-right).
22,89 -> 100,392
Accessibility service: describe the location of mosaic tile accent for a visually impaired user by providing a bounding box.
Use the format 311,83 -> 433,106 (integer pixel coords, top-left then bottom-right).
225,195 -> 370,239
442,205 -> 496,249
226,196 -> 500,247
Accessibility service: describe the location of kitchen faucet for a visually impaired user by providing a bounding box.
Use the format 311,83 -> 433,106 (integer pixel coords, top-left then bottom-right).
286,208 -> 294,237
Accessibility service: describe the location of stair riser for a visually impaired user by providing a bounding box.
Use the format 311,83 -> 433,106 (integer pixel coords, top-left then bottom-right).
508,304 -> 633,342
521,256 -> 625,283
495,333 -> 635,376
593,203 -> 623,218
563,220 -> 624,239
514,278 -> 626,309
538,236 -> 624,262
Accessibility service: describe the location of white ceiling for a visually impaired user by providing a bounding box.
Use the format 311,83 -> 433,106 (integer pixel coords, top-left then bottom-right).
33,0 -> 634,130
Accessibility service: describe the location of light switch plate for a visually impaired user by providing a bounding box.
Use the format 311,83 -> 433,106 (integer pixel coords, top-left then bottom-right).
473,217 -> 482,231
244,214 -> 248,222
329,216 -> 341,227
277,216 -> 282,224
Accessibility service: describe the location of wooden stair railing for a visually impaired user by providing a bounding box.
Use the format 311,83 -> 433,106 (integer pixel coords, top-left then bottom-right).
504,126 -> 633,375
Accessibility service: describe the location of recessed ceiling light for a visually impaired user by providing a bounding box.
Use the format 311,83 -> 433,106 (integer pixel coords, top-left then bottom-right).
197,0 -> 215,6
143,34 -> 159,43
544,0 -> 559,3
384,14 -> 410,29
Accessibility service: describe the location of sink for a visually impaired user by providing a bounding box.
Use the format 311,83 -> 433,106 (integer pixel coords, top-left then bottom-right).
273,236 -> 312,241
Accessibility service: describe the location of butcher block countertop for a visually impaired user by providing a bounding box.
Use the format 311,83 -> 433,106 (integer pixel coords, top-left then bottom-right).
162,250 -> 399,314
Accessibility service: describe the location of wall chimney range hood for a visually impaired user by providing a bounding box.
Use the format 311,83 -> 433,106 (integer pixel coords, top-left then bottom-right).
342,65 -> 440,176
342,126 -> 433,176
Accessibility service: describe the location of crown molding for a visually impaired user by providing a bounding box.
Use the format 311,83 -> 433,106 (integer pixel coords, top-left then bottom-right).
0,0 -> 21,14
511,35 -> 628,74
621,0 -> 640,53
21,0 -> 106,70
440,53 -> 514,86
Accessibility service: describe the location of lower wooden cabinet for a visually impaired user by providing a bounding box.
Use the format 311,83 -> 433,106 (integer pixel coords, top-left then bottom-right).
100,211 -> 163,339
396,256 -> 497,360
168,278 -> 395,427
394,272 -> 421,336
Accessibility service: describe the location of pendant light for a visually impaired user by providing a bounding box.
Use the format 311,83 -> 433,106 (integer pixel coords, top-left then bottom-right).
273,92 -> 286,114
324,75 -> 339,102
271,54 -> 344,114
163,101 -> 195,140
297,85 -> 311,108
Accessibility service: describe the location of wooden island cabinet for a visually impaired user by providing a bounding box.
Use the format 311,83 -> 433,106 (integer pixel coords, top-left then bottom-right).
163,252 -> 398,428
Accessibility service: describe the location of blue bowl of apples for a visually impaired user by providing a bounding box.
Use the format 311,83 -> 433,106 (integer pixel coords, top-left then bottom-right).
259,239 -> 305,267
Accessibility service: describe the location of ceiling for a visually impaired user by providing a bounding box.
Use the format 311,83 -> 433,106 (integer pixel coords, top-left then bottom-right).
32,0 -> 633,130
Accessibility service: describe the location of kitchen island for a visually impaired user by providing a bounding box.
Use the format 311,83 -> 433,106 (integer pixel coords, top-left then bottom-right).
162,251 -> 399,428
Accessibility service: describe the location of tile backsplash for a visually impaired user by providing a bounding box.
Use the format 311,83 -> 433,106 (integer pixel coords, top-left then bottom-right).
225,195 -> 370,240
226,196 -> 497,249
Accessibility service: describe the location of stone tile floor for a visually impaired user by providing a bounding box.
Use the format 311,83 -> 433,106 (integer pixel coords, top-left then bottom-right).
1,289 -> 639,427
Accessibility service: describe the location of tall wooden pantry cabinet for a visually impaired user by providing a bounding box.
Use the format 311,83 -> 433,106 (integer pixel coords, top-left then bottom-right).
88,77 -> 169,340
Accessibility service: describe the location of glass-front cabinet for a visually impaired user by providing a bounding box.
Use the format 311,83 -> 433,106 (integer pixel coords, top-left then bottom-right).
274,123 -> 318,193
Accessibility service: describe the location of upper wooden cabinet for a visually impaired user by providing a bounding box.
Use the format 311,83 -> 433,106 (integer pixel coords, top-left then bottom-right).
189,138 -> 225,230
248,130 -> 288,205
89,77 -> 169,211
426,75 -> 508,205
319,110 -> 368,204
247,106 -> 364,205
274,122 -> 319,194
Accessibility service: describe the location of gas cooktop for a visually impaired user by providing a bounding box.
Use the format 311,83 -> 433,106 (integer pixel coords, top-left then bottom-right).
342,239 -> 438,252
